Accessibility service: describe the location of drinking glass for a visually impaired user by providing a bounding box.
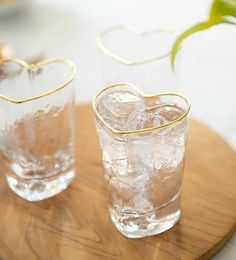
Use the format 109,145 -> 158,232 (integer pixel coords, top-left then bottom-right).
0,58 -> 76,201
96,25 -> 179,93
93,83 -> 190,238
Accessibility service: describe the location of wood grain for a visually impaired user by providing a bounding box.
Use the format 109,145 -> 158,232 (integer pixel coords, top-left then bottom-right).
0,104 -> 236,260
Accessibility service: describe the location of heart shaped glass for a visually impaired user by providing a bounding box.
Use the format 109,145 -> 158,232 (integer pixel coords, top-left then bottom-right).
96,25 -> 179,93
93,83 -> 190,238
93,83 -> 190,135
0,58 -> 77,201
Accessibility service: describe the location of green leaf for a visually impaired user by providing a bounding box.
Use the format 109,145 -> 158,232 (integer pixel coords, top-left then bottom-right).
210,0 -> 236,19
171,19 -> 224,68
171,0 -> 236,69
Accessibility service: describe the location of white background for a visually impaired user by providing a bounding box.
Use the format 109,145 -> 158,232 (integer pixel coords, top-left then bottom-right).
0,0 -> 235,258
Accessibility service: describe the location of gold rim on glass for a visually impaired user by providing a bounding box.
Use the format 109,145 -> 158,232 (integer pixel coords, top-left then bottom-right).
93,83 -> 191,135
96,25 -> 176,66
0,57 -> 76,104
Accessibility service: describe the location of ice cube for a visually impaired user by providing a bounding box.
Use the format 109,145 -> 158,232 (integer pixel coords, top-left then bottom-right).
127,108 -> 167,131
97,90 -> 141,130
109,177 -> 138,208
132,195 -> 153,212
151,104 -> 185,122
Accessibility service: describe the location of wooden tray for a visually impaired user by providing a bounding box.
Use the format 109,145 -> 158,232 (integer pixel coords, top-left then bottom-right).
0,104 -> 236,260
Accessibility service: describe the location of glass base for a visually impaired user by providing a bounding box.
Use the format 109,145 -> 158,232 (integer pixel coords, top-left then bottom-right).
5,168 -> 75,202
110,207 -> 180,239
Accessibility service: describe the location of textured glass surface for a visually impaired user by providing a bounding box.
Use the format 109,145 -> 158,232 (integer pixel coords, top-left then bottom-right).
0,60 -> 75,201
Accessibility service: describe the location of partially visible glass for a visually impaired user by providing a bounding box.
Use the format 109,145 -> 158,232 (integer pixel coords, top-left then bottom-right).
0,58 -> 76,201
93,83 -> 190,238
96,25 -> 179,93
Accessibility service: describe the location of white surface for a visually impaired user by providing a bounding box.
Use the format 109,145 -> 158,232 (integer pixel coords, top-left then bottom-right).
0,0 -> 235,258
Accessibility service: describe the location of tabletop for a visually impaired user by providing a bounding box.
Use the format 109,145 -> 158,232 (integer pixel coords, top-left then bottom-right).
0,0 -> 235,259
1,105 -> 236,260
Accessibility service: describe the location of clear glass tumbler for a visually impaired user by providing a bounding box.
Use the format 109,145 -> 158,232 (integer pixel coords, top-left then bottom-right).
93,83 -> 190,238
0,58 -> 76,201
96,25 -> 179,93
